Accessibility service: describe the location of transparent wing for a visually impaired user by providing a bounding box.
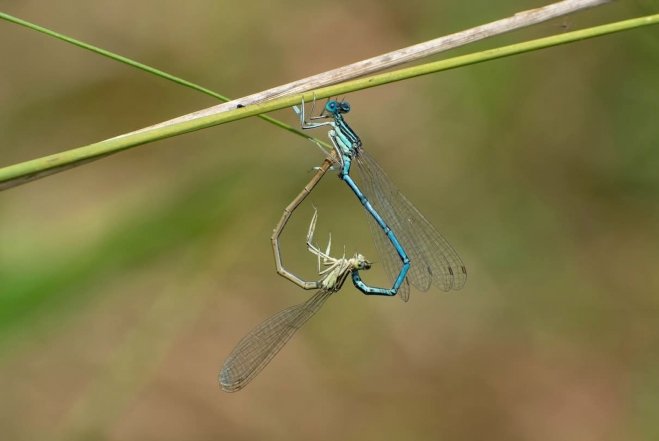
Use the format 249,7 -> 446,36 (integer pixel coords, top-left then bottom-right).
219,289 -> 333,392
358,156 -> 429,299
360,189 -> 412,301
355,149 -> 467,292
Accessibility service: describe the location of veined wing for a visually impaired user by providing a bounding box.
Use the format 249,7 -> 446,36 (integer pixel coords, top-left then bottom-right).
219,289 -> 333,392
355,149 -> 467,292
357,154 -> 430,298
358,167 -> 413,301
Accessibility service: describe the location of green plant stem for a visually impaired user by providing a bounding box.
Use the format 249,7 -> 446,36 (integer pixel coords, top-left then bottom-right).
0,11 -> 329,147
1,13 -> 657,190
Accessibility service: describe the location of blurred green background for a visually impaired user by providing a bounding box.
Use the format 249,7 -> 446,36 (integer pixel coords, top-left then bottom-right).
2,1 -> 659,440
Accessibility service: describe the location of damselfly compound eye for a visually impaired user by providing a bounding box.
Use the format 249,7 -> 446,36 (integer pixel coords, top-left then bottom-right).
326,101 -> 339,113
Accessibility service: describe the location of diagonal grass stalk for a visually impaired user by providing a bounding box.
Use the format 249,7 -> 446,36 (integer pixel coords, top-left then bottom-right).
1,10 -> 656,191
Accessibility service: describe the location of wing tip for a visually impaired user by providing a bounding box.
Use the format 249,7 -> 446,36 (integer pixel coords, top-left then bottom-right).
219,375 -> 246,393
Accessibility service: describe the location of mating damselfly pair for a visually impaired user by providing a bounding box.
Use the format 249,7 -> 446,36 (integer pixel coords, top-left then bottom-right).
220,98 -> 466,392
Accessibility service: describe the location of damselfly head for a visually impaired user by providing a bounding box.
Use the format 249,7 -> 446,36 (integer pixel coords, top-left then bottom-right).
325,100 -> 351,115
352,253 -> 372,270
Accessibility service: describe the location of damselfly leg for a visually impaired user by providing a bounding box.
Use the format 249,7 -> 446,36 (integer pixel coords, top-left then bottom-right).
220,209 -> 371,392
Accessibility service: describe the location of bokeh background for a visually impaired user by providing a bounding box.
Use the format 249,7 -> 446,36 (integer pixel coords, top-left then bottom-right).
2,1 -> 659,440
